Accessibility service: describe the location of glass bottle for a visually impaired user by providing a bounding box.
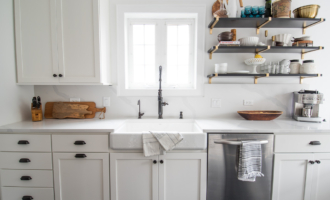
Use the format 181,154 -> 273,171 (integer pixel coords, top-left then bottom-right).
271,36 -> 276,46
265,0 -> 272,17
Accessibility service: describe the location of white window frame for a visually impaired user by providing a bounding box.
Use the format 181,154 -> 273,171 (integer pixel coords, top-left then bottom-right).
117,5 -> 206,96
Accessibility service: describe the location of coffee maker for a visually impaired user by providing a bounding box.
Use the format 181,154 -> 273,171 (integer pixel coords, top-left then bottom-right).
293,90 -> 325,123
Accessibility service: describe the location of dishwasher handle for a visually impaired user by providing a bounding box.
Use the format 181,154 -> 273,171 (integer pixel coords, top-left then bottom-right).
214,139 -> 269,145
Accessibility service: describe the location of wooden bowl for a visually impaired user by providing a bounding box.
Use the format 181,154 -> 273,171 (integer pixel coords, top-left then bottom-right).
237,111 -> 283,121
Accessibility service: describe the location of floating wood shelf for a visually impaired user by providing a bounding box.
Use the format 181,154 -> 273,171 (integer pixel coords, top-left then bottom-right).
207,73 -> 322,84
208,17 -> 326,35
208,46 -> 324,60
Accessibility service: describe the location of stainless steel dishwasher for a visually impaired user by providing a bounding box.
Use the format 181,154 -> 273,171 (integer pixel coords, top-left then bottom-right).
207,133 -> 274,200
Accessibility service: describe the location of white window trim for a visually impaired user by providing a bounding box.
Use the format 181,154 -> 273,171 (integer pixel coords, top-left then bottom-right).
116,5 -> 206,96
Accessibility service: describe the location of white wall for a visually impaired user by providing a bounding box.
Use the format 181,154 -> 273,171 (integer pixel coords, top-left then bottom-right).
35,0 -> 330,120
0,0 -> 34,126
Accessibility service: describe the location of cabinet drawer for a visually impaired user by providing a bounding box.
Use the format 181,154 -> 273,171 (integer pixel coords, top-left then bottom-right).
52,135 -> 109,152
0,152 -> 52,169
275,135 -> 330,153
2,187 -> 54,200
0,134 -> 51,152
1,170 -> 53,187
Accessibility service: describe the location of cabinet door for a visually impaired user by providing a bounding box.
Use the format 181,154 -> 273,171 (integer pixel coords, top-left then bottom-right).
15,0 -> 59,83
56,0 -> 100,83
311,153 -> 330,200
159,153 -> 207,200
53,153 -> 109,200
110,153 -> 158,200
272,154 -> 314,200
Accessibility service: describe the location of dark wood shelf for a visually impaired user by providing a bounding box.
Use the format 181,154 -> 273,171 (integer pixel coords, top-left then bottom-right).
208,18 -> 326,29
207,73 -> 322,84
208,46 -> 324,59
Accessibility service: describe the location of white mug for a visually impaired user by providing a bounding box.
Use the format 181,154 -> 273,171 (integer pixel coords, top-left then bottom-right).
215,63 -> 227,74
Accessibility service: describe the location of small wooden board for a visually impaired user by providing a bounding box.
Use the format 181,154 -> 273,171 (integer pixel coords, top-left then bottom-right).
45,102 -> 106,119
52,103 -> 92,119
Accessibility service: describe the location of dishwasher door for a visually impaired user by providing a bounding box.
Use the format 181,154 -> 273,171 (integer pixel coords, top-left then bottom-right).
207,133 -> 274,200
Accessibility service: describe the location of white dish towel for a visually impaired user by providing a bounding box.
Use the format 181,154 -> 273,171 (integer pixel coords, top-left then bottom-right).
143,132 -> 183,157
237,140 -> 264,182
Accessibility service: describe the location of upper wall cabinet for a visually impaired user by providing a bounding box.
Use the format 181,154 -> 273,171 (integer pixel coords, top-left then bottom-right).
14,0 -> 111,85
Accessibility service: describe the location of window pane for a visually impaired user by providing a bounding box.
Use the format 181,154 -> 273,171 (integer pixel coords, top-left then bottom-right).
166,24 -> 190,86
131,24 -> 156,87
133,25 -> 144,45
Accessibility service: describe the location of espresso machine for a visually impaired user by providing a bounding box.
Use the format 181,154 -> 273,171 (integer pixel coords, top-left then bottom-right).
293,90 -> 325,123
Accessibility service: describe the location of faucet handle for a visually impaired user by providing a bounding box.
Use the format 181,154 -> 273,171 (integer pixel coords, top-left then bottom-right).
162,102 -> 168,106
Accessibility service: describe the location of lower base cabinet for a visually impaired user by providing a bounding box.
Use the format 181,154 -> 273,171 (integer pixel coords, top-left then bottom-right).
110,153 -> 206,200
53,153 -> 110,200
272,153 -> 330,200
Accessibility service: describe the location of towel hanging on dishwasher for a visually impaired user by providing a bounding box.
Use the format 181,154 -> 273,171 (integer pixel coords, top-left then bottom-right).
236,140 -> 264,182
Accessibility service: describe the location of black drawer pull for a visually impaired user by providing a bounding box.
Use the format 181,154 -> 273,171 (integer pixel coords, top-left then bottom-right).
160,160 -> 164,164
309,160 -> 315,164
309,141 -> 321,145
22,196 -> 33,200
75,154 -> 87,158
21,176 -> 32,181
153,160 -> 157,164
19,158 -> 31,163
74,141 -> 86,145
315,160 -> 321,164
18,140 -> 29,145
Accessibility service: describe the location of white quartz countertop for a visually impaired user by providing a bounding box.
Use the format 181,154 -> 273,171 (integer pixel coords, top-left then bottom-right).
0,118 -> 329,134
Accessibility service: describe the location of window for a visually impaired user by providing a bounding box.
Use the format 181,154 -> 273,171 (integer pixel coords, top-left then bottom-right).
117,5 -> 205,96
127,19 -> 195,89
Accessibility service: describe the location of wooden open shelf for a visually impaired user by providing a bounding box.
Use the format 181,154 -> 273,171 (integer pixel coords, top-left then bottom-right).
208,46 -> 324,59
208,17 -> 326,35
207,73 -> 322,84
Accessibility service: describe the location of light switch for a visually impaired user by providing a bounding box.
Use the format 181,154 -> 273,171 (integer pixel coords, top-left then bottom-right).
103,97 -> 111,107
211,99 -> 221,108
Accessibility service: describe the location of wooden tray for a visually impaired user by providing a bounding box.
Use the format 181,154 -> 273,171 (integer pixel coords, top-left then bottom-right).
45,102 -> 106,119
237,111 -> 283,121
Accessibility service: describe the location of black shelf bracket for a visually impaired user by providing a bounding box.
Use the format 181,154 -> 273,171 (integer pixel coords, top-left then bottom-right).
303,18 -> 325,34
257,17 -> 272,34
209,45 -> 218,59
254,73 -> 269,84
256,45 -> 271,55
300,74 -> 322,84
301,46 -> 323,59
209,16 -> 219,35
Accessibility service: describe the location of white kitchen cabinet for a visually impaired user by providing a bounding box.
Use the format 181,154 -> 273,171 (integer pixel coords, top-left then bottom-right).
53,153 -> 110,200
14,0 -> 58,83
15,0 -> 111,85
110,153 -> 207,200
110,153 -> 159,200
272,153 -> 315,200
311,153 -> 330,200
159,153 -> 206,200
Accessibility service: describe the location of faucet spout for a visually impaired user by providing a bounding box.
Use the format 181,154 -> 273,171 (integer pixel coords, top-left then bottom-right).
158,66 -> 168,119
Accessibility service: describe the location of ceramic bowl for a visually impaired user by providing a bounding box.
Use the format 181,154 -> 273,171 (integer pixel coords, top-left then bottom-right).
238,37 -> 259,46
293,5 -> 320,18
238,111 -> 283,121
275,34 -> 292,45
218,32 -> 233,42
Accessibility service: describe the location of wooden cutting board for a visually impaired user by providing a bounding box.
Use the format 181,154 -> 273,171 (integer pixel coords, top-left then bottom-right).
45,102 -> 106,119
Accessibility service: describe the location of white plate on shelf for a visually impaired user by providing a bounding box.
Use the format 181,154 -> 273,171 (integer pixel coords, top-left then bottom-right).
227,71 -> 250,74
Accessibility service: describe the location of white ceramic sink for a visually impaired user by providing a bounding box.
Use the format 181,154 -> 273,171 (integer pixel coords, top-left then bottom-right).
110,119 -> 206,150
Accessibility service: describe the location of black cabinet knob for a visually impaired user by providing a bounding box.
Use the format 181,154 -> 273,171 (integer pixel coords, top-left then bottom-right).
309,160 -> 315,164
75,154 -> 87,158
18,140 -> 29,145
21,176 -> 32,181
19,158 -> 31,163
59,74 -> 63,77
309,141 -> 321,145
22,196 -> 33,200
153,160 -> 157,164
74,141 -> 86,145
53,74 -> 57,77
315,160 -> 321,164
160,160 -> 164,164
